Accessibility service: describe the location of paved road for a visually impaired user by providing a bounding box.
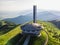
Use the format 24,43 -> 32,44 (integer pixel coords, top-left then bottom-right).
15,30 -> 48,45
23,35 -> 30,45
43,30 -> 48,45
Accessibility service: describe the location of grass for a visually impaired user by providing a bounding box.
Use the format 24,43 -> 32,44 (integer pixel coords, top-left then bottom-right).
28,30 -> 48,45
6,34 -> 23,45
0,25 -> 17,35
32,30 -> 47,45
0,25 -> 22,45
37,21 -> 60,45
28,21 -> 60,45
0,20 -> 17,35
0,20 -> 60,45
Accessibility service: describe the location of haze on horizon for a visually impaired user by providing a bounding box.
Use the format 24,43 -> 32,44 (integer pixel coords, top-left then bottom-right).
0,0 -> 60,11
0,0 -> 60,19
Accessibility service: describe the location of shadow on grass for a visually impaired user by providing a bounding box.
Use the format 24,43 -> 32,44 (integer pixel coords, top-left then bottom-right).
28,36 -> 45,45
6,33 -> 23,45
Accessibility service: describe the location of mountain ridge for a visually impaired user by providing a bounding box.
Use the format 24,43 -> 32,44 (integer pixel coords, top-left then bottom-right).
3,11 -> 60,24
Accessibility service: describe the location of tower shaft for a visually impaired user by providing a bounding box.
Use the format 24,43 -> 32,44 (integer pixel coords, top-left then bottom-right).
33,5 -> 36,23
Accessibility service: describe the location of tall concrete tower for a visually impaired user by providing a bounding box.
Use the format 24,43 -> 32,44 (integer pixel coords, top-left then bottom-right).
33,5 -> 36,23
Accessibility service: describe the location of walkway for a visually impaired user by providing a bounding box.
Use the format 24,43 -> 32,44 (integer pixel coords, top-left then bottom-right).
23,35 -> 30,45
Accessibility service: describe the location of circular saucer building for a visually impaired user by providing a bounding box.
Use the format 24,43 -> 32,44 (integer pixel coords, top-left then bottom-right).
21,5 -> 43,36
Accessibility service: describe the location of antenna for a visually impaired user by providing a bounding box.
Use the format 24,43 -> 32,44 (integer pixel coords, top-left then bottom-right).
33,5 -> 36,23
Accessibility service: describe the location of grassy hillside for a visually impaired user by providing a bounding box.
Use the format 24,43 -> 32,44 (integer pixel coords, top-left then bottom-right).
28,30 -> 48,45
28,21 -> 60,45
0,20 -> 60,45
0,25 -> 22,45
0,20 -> 17,35
37,21 -> 60,45
49,20 -> 60,29
0,20 -> 22,45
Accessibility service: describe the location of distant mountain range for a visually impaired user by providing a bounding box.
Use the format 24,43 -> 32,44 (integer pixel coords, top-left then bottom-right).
49,20 -> 60,29
4,11 -> 60,24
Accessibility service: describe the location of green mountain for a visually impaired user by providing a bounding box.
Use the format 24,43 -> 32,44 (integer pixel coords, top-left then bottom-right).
49,20 -> 60,29
0,20 -> 60,45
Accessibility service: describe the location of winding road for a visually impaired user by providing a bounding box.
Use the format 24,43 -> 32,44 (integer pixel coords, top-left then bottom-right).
43,30 -> 48,45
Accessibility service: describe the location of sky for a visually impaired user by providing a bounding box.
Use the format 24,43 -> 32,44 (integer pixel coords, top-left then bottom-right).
0,0 -> 60,11
0,0 -> 60,19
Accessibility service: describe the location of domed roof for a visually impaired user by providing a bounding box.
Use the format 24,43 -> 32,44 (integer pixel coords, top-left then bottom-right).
31,23 -> 41,27
21,23 -> 43,31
